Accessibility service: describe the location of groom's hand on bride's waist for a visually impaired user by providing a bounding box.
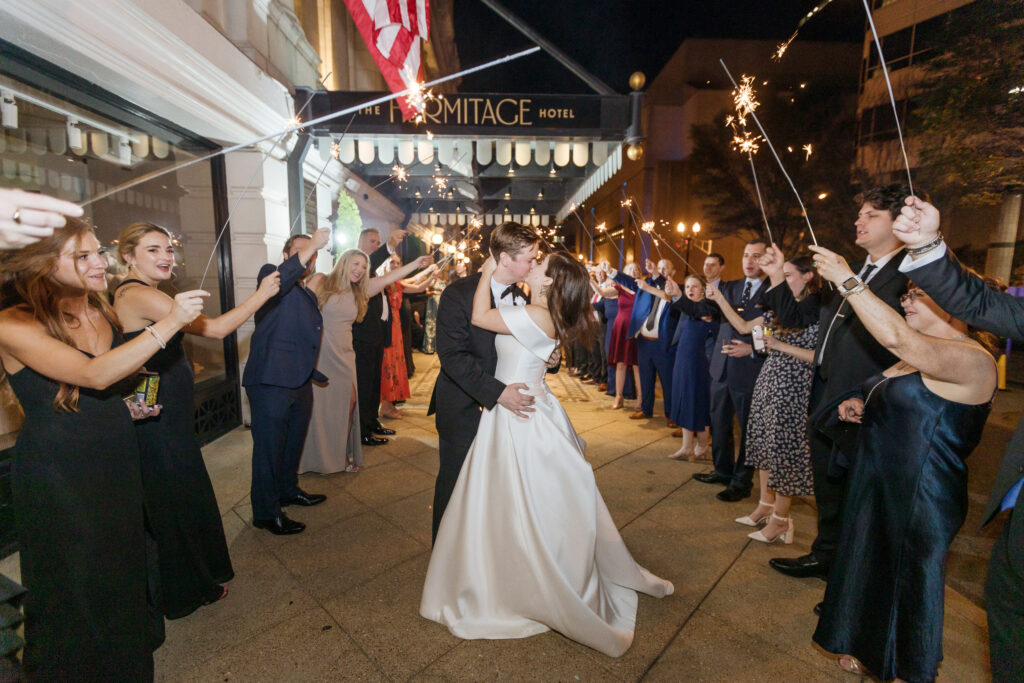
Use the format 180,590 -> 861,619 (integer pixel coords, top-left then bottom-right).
497,383 -> 535,418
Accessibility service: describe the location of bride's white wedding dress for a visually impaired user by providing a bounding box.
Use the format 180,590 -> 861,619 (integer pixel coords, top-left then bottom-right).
420,307 -> 673,658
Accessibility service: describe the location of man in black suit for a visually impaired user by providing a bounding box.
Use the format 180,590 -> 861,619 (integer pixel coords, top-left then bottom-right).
352,227 -> 407,446
765,184 -> 911,579
672,238 -> 769,501
427,222 -> 542,543
893,197 -> 1022,682
242,228 -> 331,535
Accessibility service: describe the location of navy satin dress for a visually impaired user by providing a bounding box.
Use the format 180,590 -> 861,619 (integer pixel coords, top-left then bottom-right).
813,371 -> 991,682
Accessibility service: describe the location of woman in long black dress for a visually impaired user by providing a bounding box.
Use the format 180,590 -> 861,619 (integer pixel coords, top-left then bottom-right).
809,245 -> 996,682
112,222 -> 280,618
0,218 -> 205,679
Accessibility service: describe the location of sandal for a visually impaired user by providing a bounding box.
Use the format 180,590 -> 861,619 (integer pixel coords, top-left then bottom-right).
343,463 -> 360,473
838,655 -> 864,675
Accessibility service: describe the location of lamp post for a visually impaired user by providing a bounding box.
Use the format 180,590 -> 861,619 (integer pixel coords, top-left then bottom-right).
677,221 -> 702,274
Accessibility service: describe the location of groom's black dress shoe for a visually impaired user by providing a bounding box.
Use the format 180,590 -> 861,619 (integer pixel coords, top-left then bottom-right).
252,514 -> 305,535
716,486 -> 752,502
372,425 -> 396,436
281,489 -> 326,507
692,471 -> 731,485
362,435 -> 388,446
769,553 -> 830,580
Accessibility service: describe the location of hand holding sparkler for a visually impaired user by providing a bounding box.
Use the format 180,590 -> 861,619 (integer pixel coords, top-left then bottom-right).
387,229 -> 408,249
705,283 -> 723,303
759,244 -> 787,286
893,197 -> 941,254
808,245 -> 855,286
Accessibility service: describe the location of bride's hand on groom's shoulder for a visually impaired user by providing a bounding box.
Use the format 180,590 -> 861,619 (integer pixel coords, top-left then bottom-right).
497,383 -> 535,418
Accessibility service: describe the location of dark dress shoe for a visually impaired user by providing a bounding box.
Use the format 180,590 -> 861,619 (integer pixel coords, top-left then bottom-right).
281,490 -> 327,507
372,425 -> 396,436
716,486 -> 752,502
692,471 -> 731,485
362,435 -> 388,446
814,601 -> 823,616
252,514 -> 305,535
769,553 -> 831,580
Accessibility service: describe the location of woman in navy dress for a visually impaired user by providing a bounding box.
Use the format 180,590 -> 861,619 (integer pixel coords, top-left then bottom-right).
665,275 -> 713,460
809,245 -> 996,681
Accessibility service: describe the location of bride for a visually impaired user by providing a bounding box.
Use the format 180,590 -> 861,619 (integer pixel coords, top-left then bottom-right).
420,251 -> 673,658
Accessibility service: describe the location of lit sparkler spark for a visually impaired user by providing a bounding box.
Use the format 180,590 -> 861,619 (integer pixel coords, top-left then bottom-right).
732,75 -> 760,126
432,176 -> 448,193
330,141 -> 340,160
641,221 -> 655,232
731,131 -> 762,155
392,165 -> 408,183
426,130 -> 434,140
470,216 -> 482,229
596,222 -> 607,232
802,144 -> 813,161
620,199 -> 633,207
773,33 -> 797,62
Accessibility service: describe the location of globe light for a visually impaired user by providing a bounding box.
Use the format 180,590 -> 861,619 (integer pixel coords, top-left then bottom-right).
676,222 -> 685,233
431,233 -> 443,245
692,222 -> 701,234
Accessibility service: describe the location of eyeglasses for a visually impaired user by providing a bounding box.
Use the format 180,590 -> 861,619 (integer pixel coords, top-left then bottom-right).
900,290 -> 929,304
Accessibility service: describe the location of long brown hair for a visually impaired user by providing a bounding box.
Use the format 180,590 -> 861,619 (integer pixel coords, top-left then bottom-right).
317,249 -> 370,321
0,217 -> 122,411
543,252 -> 598,349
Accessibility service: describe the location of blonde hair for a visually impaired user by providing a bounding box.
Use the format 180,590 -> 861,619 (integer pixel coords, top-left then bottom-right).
317,249 -> 370,321
115,222 -> 173,269
0,218 -> 122,411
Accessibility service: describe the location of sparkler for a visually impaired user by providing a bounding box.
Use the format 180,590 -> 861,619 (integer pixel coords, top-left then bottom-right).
719,59 -> 820,246
860,0 -> 915,195
772,0 -> 839,62
724,82 -> 773,244
79,46 -> 541,208
802,143 -> 813,161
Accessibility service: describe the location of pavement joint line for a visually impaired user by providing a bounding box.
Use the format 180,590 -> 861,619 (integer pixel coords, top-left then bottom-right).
638,538 -> 755,681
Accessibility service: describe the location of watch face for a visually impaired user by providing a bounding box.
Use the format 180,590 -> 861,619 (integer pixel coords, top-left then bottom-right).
842,277 -> 859,291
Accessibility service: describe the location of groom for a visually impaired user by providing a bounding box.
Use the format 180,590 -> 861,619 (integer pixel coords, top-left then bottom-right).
428,221 -> 542,543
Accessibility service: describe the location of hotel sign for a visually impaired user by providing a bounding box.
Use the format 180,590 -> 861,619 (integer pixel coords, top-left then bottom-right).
300,90 -> 629,138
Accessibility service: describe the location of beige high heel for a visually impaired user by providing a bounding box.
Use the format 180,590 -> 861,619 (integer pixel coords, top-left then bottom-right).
735,500 -> 773,527
748,513 -> 794,544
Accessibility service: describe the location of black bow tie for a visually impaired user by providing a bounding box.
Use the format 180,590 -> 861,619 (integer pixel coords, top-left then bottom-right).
501,285 -> 524,301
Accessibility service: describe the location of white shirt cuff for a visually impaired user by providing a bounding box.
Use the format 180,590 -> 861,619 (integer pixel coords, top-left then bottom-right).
898,242 -> 947,273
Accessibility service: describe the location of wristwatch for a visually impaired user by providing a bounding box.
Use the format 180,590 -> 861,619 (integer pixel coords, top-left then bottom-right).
838,275 -> 867,298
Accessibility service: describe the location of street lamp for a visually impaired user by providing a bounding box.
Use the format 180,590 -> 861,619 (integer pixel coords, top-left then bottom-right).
677,221 -> 701,274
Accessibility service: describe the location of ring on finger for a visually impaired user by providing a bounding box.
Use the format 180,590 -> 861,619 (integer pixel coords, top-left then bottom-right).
11,208 -> 21,224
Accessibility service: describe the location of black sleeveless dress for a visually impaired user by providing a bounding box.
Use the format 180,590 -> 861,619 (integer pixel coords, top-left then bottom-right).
8,334 -> 158,680
118,280 -> 234,619
813,372 -> 991,682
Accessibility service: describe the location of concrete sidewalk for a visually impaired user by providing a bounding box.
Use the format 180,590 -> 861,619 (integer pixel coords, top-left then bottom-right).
150,351 -> 991,681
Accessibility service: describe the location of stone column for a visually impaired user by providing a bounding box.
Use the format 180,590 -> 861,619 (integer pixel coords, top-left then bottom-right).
984,193 -> 1023,284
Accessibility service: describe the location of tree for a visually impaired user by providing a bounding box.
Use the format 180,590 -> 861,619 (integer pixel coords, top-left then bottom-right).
688,82 -> 862,257
335,188 -> 363,253
913,0 -> 1024,206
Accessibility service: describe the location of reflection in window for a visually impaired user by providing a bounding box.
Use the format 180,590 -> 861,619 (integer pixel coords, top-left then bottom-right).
0,77 -> 227,442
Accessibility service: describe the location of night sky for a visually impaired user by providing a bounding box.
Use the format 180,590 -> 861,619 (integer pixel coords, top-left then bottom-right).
455,0 -> 865,94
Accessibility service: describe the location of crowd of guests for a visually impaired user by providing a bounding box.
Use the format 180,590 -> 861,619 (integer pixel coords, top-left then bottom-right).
570,183 -> 1020,682
0,183 -> 1020,681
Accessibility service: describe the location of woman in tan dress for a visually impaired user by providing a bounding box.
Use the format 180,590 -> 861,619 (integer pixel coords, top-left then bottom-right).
300,248 -> 432,473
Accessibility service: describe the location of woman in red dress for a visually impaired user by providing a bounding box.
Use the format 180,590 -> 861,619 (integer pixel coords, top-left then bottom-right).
598,262 -> 642,410
380,254 -> 436,418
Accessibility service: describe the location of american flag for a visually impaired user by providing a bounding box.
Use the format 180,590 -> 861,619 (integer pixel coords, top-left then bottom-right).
342,0 -> 430,120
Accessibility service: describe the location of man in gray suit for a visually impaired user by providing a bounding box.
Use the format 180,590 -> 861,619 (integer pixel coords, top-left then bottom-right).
894,196 -> 1022,682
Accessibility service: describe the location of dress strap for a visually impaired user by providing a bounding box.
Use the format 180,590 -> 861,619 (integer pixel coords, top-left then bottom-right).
498,307 -> 557,362
114,278 -> 150,291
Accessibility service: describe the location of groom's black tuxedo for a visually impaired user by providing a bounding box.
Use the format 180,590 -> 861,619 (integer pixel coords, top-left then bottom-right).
428,274 -> 506,542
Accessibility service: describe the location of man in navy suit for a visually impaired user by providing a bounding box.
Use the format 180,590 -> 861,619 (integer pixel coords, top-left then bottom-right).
242,228 -> 330,535
671,238 -> 768,501
613,258 -> 679,421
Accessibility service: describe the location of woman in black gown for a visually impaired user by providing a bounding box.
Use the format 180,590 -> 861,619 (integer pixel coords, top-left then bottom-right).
809,245 -> 997,682
0,218 -> 205,679
113,222 -> 280,618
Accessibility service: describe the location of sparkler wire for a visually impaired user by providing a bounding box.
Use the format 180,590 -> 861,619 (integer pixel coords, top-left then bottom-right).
79,46 -> 541,208
860,0 -> 914,196
719,59 -> 820,246
747,151 -> 775,245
